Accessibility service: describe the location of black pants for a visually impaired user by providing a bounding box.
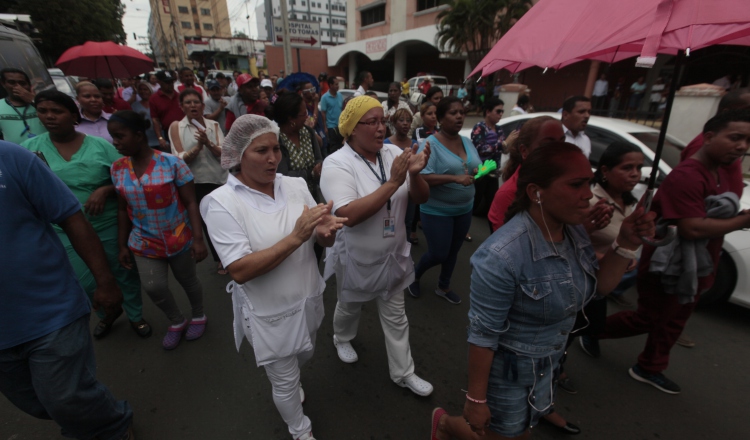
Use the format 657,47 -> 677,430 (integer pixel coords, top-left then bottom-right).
194,183 -> 222,263
473,174 -> 499,217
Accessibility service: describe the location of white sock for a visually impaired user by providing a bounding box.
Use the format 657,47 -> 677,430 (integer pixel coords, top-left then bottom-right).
170,319 -> 187,329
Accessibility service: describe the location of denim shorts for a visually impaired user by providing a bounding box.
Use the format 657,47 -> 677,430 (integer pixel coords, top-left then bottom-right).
486,348 -> 564,437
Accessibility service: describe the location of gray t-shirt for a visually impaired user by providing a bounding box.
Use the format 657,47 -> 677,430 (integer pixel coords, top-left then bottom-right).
203,96 -> 231,135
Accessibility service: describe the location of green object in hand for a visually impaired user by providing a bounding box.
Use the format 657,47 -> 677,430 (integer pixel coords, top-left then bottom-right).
474,160 -> 497,179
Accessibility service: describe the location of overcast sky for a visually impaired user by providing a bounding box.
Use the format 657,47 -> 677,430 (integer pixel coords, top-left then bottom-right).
122,0 -> 262,52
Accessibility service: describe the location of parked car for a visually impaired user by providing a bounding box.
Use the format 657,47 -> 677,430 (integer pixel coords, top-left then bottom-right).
460,112 -> 750,309
48,68 -> 79,99
406,75 -> 451,98
0,24 -> 54,99
338,89 -> 388,102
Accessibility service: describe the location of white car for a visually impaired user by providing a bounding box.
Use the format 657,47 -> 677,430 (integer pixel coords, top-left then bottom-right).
459,112 -> 750,309
338,89 -> 388,102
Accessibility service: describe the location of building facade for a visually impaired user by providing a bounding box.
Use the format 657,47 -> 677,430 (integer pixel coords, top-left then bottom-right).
148,0 -> 231,69
255,0 -> 348,45
327,0 -> 468,87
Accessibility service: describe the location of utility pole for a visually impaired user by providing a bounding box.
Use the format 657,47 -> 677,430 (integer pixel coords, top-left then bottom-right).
279,0 -> 293,74
264,0 -> 273,43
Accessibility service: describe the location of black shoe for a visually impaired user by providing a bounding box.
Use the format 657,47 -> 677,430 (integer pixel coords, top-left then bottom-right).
629,365 -> 681,394
407,280 -> 421,298
579,335 -> 600,358
557,377 -> 577,394
130,320 -> 153,338
541,418 -> 581,435
93,308 -> 123,339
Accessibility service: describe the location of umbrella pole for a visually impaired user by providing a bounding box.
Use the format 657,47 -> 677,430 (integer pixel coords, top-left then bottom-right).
646,50 -> 684,190
104,56 -> 114,82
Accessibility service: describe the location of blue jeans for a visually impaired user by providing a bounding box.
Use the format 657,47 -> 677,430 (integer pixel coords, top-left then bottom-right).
0,314 -> 132,439
415,211 -> 473,289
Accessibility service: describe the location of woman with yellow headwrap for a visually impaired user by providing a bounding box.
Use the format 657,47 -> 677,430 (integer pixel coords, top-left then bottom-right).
319,96 -> 434,396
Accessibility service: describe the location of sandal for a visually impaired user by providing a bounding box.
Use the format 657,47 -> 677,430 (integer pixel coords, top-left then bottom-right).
407,235 -> 419,245
93,307 -> 123,339
217,263 -> 228,275
185,316 -> 207,341
130,320 -> 152,338
163,320 -> 188,350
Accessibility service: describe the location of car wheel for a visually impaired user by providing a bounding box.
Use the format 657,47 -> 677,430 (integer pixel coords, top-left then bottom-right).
698,252 -> 736,307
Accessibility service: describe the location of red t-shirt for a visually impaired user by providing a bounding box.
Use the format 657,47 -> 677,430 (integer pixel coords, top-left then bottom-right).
103,97 -> 132,114
680,133 -> 743,197
225,100 -> 268,131
639,158 -> 730,293
177,84 -> 206,97
488,167 -> 520,231
149,90 -> 184,133
319,81 -> 329,96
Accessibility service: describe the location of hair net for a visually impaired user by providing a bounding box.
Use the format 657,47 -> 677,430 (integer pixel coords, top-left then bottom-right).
338,96 -> 381,138
221,114 -> 280,169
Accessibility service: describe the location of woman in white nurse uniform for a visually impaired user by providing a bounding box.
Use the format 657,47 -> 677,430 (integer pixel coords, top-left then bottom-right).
320,96 -> 434,396
200,115 -> 345,440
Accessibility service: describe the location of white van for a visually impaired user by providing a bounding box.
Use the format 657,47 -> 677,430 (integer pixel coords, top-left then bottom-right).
0,24 -> 53,98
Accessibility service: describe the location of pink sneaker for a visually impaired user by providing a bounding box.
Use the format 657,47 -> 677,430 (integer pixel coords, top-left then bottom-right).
185,317 -> 207,341
162,320 -> 188,350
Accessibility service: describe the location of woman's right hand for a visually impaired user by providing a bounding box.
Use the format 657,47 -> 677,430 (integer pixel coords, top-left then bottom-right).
292,203 -> 331,244
118,247 -> 133,270
158,137 -> 168,150
462,400 -> 491,436
388,148 -> 411,187
456,174 -> 475,186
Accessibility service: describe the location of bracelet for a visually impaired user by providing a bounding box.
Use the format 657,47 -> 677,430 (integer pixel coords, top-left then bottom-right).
465,393 -> 487,404
612,240 -> 639,260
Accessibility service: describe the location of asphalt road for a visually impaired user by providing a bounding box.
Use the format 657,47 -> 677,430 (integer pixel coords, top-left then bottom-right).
3,216 -> 750,440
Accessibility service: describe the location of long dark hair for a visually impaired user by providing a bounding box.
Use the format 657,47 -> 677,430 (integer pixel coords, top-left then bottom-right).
504,142 -> 584,223
595,141 -> 643,206
502,116 -> 557,181
267,92 -> 304,126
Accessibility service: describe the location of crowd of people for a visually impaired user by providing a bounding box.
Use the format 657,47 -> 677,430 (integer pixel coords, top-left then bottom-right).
2,63 -> 750,440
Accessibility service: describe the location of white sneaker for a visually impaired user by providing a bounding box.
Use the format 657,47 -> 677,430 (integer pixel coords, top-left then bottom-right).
397,374 -> 433,396
297,432 -> 316,440
333,335 -> 358,363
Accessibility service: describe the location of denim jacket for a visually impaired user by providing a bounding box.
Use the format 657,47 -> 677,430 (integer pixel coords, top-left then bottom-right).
468,211 -> 599,358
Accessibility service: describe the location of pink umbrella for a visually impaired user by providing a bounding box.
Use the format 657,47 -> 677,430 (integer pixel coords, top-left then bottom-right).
470,0 -> 750,77
470,0 -> 750,246
56,41 -> 154,79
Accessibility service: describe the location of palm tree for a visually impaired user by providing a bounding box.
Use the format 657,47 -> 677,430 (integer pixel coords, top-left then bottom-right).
436,0 -> 533,70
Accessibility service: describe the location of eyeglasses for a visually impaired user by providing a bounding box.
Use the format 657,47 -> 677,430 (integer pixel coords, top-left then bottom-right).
3,79 -> 29,87
301,89 -> 314,94
358,118 -> 388,127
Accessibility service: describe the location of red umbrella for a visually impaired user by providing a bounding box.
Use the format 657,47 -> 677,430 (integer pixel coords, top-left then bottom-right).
469,0 -> 750,246
55,41 -> 154,79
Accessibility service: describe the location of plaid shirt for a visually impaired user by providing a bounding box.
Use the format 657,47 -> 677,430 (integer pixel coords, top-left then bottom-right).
111,151 -> 194,258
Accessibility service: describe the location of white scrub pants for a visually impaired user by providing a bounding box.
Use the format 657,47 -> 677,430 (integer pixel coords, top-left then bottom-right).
333,292 -> 416,382
262,343 -> 315,439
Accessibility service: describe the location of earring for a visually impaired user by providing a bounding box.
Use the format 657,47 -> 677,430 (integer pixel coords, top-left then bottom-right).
602,175 -> 608,183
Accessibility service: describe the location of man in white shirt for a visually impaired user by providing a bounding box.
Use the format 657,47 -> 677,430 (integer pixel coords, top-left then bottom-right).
353,71 -> 374,97
510,94 -> 530,116
561,95 -> 592,158
592,73 -> 609,111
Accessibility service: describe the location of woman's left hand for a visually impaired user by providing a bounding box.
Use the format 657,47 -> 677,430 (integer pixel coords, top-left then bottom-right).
408,141 -> 430,175
504,129 -> 520,152
584,199 -> 614,232
191,238 -> 208,262
315,202 -> 347,237
617,206 -> 657,249
84,187 -> 109,216
312,162 -> 323,179
194,130 -> 209,146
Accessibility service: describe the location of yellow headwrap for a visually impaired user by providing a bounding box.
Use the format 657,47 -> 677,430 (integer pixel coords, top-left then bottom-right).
338,96 -> 382,138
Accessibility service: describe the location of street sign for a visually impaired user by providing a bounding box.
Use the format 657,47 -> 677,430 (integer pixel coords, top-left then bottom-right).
272,18 -> 322,49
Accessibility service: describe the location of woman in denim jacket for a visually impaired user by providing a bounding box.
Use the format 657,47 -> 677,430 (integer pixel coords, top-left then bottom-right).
431,142 -> 656,440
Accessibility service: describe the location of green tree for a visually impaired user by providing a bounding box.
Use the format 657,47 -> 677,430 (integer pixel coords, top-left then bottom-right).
436,0 -> 532,70
5,0 -> 126,61
233,31 -> 249,39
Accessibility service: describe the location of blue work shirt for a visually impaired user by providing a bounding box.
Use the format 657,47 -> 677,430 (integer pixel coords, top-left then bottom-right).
468,211 -> 598,358
419,134 -> 481,217
0,141 -> 90,350
319,91 -> 344,129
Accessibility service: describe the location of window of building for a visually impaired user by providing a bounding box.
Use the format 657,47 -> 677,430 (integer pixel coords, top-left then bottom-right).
203,23 -> 213,30
362,4 -> 385,26
178,6 -> 189,14
301,1 -> 306,5
195,22 -> 200,30
326,4 -> 328,9
201,8 -> 211,16
326,17 -> 329,23
192,7 -> 197,14
417,0 -> 449,12
181,21 -> 191,29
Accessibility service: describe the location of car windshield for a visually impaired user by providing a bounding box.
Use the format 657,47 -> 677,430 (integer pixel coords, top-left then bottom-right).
628,132 -> 685,170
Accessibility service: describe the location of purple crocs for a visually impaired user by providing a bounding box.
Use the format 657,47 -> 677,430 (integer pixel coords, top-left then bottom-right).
162,320 -> 188,350
185,317 -> 207,341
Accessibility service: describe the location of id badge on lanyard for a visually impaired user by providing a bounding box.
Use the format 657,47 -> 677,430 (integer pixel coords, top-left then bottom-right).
358,151 -> 395,238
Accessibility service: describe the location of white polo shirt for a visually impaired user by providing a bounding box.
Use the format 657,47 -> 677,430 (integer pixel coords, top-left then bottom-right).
563,124 -> 592,159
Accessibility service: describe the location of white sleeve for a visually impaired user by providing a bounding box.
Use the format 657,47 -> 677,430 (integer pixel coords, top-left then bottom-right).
320,155 -> 358,215
200,197 -> 253,267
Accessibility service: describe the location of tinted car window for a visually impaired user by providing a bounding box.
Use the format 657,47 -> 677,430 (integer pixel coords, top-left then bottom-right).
628,132 -> 684,170
0,34 -> 53,98
52,76 -> 74,97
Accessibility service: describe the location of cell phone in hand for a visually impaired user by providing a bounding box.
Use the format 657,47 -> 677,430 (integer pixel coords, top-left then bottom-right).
191,119 -> 206,131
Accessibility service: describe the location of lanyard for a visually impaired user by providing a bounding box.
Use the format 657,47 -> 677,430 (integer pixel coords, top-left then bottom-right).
5,99 -> 32,135
358,151 -> 391,212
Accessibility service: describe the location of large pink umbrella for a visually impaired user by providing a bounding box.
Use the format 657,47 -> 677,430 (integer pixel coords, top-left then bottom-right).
470,0 -> 750,77
56,41 -> 154,79
470,0 -> 750,246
